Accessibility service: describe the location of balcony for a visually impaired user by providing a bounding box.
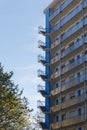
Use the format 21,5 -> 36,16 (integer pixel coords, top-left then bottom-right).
61,0 -> 87,27
51,94 -> 87,113
51,21 -> 60,34
37,84 -> 50,97
51,36 -> 87,64
37,100 -> 50,114
62,74 -> 87,93
38,55 -> 50,66
51,114 -> 85,129
37,112 -> 48,129
38,40 -> 50,51
39,122 -> 48,129
51,71 -> 60,80
51,121 -> 61,130
62,55 -> 87,75
51,55 -> 87,80
51,104 -> 61,113
51,74 -> 87,96
62,94 -> 87,110
51,87 -> 60,96
38,40 -> 46,50
62,17 -> 87,42
38,26 -> 50,37
62,114 -> 85,127
51,37 -> 60,49
51,55 -> 60,64
61,36 -> 87,58
38,69 -> 50,81
49,0 -> 73,21
51,1 -> 87,33
38,55 -> 46,65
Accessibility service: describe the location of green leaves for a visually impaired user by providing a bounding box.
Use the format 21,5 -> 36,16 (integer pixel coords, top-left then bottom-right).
0,64 -> 31,130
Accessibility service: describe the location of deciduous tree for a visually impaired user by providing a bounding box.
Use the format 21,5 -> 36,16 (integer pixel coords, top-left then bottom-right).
0,64 -> 32,130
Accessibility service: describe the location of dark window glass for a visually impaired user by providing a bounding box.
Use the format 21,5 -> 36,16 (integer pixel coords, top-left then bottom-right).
77,90 -> 81,96
78,108 -> 82,116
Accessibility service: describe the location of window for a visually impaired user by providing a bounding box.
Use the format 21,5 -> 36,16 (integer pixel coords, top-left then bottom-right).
56,37 -> 59,41
77,72 -> 80,79
61,64 -> 65,69
76,38 -> 80,42
56,116 -> 59,122
69,58 -> 74,64
69,42 -> 74,47
61,32 -> 65,37
61,97 -> 65,103
55,67 -> 59,72
78,108 -> 82,116
70,93 -> 75,99
77,90 -> 81,97
55,52 -> 58,56
55,99 -> 58,105
62,114 -> 66,121
76,21 -> 79,25
61,48 -> 65,53
85,51 -> 87,55
78,127 -> 82,130
77,55 -> 80,60
84,33 -> 87,37
55,83 -> 59,88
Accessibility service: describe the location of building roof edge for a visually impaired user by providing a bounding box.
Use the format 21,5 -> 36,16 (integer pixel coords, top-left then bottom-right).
43,0 -> 58,14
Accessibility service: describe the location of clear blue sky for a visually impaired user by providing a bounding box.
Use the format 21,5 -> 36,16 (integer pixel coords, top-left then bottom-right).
0,0 -> 52,112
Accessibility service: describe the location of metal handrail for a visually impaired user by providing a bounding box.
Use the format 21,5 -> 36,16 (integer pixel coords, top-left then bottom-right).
37,69 -> 45,77
37,84 -> 45,92
38,55 -> 45,62
37,100 -> 45,107
38,40 -> 45,47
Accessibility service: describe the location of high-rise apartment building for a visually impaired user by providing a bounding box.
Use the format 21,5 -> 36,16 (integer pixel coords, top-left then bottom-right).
37,0 -> 87,130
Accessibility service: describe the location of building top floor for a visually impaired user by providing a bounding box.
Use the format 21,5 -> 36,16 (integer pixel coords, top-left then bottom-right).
44,0 -> 62,14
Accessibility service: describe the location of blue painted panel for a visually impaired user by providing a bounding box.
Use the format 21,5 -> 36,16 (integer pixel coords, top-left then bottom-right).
45,8 -> 50,129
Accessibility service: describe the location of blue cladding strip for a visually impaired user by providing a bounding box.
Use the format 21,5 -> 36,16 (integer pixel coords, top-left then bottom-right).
45,8 -> 50,129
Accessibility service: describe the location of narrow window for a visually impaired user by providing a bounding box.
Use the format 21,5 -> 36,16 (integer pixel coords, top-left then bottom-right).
56,116 -> 59,122
62,114 -> 66,121
78,108 -> 82,116
55,83 -> 59,88
78,127 -> 82,130
56,99 -> 58,105
77,90 -> 81,97
61,97 -> 65,103
77,72 -> 80,79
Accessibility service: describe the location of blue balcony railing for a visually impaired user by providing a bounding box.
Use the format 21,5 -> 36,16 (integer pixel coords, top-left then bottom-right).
51,54 -> 87,79
38,40 -> 46,50
51,36 -> 87,64
38,26 -> 50,36
37,100 -> 50,114
51,1 -> 87,33
61,36 -> 87,58
61,1 -> 87,26
62,74 -> 87,92
49,0 -> 73,21
38,55 -> 46,65
37,112 -> 47,129
51,73 -> 87,95
38,69 -> 50,81
62,18 -> 87,42
62,55 -> 87,74
37,84 -> 50,97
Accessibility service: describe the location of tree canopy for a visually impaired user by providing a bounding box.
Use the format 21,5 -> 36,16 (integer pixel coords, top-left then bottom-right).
0,64 -> 32,130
